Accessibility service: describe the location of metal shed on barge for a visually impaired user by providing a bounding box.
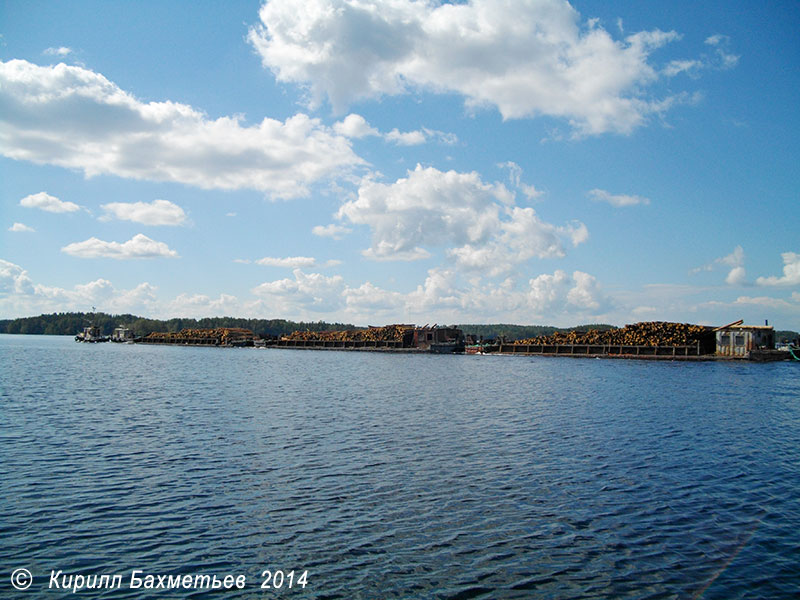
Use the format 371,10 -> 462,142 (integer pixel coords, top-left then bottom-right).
714,320 -> 774,358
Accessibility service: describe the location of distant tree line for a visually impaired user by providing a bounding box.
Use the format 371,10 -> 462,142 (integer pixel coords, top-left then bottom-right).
0,312 -> 362,338
776,330 -> 800,344
456,323 -> 618,341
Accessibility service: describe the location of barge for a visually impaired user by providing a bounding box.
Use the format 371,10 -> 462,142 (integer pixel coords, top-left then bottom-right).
115,320 -> 795,361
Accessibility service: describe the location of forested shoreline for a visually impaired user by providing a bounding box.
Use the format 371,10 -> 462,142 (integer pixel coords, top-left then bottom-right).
2,312 -> 796,343
0,312 -> 361,339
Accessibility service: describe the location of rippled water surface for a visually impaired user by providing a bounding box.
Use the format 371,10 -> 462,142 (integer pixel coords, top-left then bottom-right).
2,334 -> 799,598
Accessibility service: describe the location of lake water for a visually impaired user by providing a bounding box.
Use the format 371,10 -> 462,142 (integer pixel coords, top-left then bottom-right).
1,334 -> 799,599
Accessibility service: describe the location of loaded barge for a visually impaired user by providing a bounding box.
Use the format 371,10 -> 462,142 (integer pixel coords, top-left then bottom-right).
102,320 -> 797,361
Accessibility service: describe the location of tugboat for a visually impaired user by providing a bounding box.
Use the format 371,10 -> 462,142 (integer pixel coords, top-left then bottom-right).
75,308 -> 110,343
75,324 -> 109,342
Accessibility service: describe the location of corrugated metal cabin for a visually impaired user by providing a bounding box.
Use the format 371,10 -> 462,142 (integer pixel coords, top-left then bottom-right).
715,324 -> 774,358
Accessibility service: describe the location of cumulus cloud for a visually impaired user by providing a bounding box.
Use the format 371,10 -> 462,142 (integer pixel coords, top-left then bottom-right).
166,293 -> 241,318
588,188 -> 651,207
0,259 -> 160,316
333,113 -> 379,138
691,245 -> 746,285
9,222 -> 35,232
338,164 -> 585,275
718,246 -> 746,285
20,191 -> 80,213
100,199 -> 187,226
249,0 -> 702,135
246,264 -> 608,323
252,268 -> 346,313
0,259 -> 35,295
756,252 -> 800,287
403,267 -> 609,320
343,281 -> 405,313
384,128 -> 427,146
0,59 -> 364,198
61,233 -> 179,259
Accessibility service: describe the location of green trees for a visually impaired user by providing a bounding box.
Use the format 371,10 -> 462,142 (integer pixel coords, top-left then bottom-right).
0,312 -> 362,338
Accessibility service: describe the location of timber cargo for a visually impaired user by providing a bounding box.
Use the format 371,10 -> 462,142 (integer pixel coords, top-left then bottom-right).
498,321 -> 716,359
141,327 -> 255,347
272,324 -> 464,352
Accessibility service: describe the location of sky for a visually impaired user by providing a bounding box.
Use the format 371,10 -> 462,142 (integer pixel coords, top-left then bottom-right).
1,0 -> 799,329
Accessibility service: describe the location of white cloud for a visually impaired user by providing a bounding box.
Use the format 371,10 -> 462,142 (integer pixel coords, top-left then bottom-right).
61,233 -> 179,259
385,128 -> 427,146
100,199 -> 187,226
246,264 -> 608,323
20,191 -> 80,213
338,164 -> 585,275
526,270 -> 605,314
733,296 -> 798,311
0,59 -> 364,199
402,267 -> 609,321
249,0 -> 699,135
343,281 -> 405,313
718,246 -> 746,285
0,259 -> 160,317
255,256 -> 318,268
166,293 -> 241,318
9,222 -> 35,232
333,113 -> 456,146
691,245 -> 747,285
756,252 -> 800,287
44,47 -> 73,57
333,114 -> 379,138
705,34 -> 739,70
252,268 -> 346,313
500,161 -> 544,200
662,35 -> 737,78
312,223 -> 352,239
566,270 -> 604,310
663,59 -> 704,77
0,259 -> 35,295
588,188 -> 651,207
725,266 -> 746,286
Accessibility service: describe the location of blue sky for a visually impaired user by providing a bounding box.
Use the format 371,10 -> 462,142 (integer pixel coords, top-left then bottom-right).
1,0 -> 798,328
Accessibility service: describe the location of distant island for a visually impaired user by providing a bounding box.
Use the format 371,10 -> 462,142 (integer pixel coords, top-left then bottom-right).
2,311 -> 798,344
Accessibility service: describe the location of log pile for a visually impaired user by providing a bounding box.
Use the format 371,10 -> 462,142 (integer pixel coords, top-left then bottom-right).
281,324 -> 415,343
514,322 -> 712,347
144,328 -> 255,344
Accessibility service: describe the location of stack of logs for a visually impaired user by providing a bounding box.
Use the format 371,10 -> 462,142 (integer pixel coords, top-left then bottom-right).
515,322 -> 713,347
282,324 -> 415,343
145,328 -> 255,344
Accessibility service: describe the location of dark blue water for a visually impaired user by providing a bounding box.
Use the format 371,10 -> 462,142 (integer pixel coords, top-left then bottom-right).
1,334 -> 799,599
